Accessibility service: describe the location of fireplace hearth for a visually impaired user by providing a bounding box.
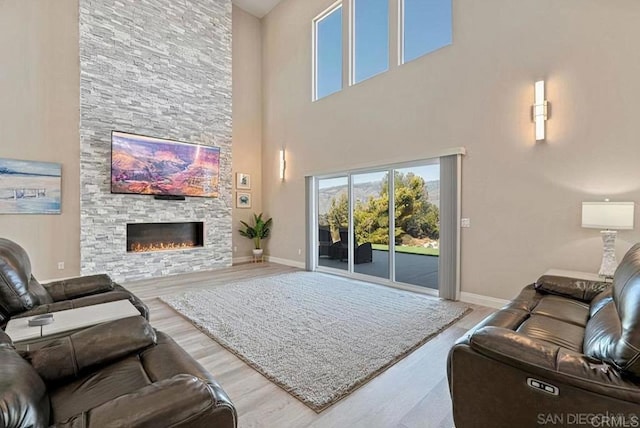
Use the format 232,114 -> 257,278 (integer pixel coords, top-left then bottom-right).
126,222 -> 204,253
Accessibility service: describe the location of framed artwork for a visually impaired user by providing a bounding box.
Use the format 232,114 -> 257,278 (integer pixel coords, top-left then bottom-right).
0,158 -> 62,214
236,192 -> 252,209
236,172 -> 251,190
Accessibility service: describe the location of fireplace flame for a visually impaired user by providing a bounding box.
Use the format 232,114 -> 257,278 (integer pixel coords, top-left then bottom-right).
130,241 -> 196,253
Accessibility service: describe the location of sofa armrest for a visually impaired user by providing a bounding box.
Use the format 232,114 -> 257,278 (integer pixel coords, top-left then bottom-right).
534,274 -> 610,302
16,288 -> 149,321
468,326 -> 640,403
24,317 -> 155,383
42,274 -> 114,301
112,284 -> 149,320
54,374 -> 237,428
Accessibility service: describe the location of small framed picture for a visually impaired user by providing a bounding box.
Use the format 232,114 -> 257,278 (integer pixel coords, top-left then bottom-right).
236,192 -> 252,208
236,173 -> 251,190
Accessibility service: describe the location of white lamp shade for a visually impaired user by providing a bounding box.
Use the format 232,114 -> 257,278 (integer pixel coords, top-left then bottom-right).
581,202 -> 635,230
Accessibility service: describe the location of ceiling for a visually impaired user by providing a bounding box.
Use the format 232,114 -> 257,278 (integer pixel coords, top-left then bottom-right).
232,0 -> 284,18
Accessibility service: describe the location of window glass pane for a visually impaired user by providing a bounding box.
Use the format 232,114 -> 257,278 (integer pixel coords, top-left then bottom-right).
353,0 -> 388,83
393,164 -> 440,289
315,6 -> 343,100
353,171 -> 389,279
318,177 -> 349,270
403,0 -> 452,64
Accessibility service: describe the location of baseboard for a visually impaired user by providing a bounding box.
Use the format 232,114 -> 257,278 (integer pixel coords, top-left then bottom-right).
460,292 -> 509,309
232,256 -> 254,265
265,256 -> 306,269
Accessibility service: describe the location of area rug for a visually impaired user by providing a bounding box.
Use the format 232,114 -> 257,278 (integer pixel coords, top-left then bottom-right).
161,271 -> 470,412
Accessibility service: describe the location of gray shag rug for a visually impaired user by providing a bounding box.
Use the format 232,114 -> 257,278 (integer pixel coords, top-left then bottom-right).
161,271 -> 470,412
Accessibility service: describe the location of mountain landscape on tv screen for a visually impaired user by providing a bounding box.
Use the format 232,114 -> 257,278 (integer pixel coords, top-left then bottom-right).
111,133 -> 220,198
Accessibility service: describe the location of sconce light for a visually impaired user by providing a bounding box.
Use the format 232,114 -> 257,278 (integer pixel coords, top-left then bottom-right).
279,148 -> 286,181
532,80 -> 549,141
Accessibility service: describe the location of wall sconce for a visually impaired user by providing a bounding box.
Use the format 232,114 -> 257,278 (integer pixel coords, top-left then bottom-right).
532,80 -> 549,141
279,148 -> 286,181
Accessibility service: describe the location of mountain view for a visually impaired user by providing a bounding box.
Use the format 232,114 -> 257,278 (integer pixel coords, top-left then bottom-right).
318,180 -> 440,214
111,133 -> 220,198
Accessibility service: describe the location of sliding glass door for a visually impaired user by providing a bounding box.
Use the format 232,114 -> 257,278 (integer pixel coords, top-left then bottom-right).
313,160 -> 443,295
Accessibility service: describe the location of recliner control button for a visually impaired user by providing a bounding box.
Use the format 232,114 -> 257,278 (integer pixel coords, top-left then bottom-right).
527,378 -> 559,396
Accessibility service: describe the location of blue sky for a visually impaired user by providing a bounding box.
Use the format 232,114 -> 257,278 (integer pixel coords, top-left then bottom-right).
354,0 -> 388,83
404,0 -> 452,63
316,0 -> 452,99
319,164 -> 440,190
316,6 -> 343,99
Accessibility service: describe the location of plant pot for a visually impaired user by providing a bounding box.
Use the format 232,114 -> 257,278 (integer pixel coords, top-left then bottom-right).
252,249 -> 263,257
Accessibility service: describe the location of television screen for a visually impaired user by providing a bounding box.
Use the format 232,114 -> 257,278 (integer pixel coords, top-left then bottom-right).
111,131 -> 220,198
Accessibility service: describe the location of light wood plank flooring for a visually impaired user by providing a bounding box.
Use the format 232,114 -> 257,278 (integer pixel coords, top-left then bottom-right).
124,263 -> 494,428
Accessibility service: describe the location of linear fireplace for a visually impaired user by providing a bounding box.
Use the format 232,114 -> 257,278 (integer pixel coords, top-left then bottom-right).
126,222 -> 204,253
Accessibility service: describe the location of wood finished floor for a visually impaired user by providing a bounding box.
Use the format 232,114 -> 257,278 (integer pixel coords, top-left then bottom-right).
124,263 -> 494,428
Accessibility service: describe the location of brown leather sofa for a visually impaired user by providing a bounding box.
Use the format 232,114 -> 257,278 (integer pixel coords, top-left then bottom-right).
448,244 -> 640,428
0,316 -> 237,427
0,238 -> 148,327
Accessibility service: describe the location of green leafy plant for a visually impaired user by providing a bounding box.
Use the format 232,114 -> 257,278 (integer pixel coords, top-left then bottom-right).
238,213 -> 273,249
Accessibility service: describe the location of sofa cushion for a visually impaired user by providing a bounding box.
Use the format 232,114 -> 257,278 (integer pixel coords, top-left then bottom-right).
517,314 -> 585,352
531,295 -> 590,327
49,355 -> 152,423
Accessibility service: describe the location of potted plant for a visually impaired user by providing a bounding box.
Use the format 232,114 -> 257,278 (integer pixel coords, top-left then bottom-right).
238,213 -> 273,257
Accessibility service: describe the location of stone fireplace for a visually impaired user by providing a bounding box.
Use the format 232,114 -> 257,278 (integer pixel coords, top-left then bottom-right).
79,0 -> 232,282
126,222 -> 204,253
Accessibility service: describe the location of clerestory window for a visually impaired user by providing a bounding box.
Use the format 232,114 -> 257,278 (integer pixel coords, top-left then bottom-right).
313,2 -> 343,101
401,0 -> 452,64
352,0 -> 389,84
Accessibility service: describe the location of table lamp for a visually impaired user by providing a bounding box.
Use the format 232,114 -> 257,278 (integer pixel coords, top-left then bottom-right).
582,201 -> 635,278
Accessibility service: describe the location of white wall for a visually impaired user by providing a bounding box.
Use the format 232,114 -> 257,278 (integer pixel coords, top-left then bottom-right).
0,0 -> 80,280
260,0 -> 640,300
232,6 -> 264,261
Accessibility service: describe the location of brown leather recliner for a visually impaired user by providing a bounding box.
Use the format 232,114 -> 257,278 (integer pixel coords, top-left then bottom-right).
0,238 -> 148,327
448,243 -> 640,428
0,316 -> 237,427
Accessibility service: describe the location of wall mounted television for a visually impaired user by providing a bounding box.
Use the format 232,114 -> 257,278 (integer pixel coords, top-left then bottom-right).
111,131 -> 220,198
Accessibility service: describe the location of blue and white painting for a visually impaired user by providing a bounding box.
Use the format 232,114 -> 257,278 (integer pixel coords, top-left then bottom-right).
0,158 -> 62,214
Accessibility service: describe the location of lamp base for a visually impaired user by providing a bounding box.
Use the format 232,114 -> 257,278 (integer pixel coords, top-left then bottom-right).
598,230 -> 617,278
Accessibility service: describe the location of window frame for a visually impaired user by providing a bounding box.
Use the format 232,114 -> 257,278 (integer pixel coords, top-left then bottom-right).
398,0 -> 406,65
312,1 -> 344,101
308,155 -> 455,298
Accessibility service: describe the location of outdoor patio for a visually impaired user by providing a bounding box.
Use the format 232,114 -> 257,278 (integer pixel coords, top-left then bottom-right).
318,250 -> 438,290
